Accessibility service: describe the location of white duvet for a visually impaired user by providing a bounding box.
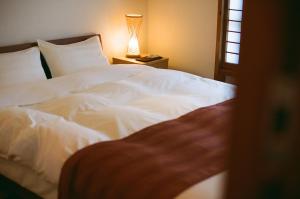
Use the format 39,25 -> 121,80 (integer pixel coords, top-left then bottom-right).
0,64 -> 234,198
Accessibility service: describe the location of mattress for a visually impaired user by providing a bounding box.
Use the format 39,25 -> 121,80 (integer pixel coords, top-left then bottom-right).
0,158 -> 56,198
0,64 -> 234,198
0,157 -> 226,199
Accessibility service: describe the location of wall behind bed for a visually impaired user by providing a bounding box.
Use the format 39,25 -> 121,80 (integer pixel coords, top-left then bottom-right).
0,0 -> 219,79
147,0 -> 218,78
0,0 -> 147,61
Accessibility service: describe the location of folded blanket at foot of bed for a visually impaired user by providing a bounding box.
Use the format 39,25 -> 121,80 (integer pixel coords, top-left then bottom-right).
59,100 -> 233,199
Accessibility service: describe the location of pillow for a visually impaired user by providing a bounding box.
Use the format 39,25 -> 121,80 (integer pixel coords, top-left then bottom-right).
0,47 -> 47,87
38,36 -> 109,77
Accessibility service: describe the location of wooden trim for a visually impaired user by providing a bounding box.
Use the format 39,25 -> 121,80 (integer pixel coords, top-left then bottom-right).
214,0 -> 231,82
47,34 -> 102,46
214,0 -> 226,81
0,43 -> 36,54
215,0 -> 242,82
113,57 -> 169,69
220,66 -> 238,77
0,34 -> 102,54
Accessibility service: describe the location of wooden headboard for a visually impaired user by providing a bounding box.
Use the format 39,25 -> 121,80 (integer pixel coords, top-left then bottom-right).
0,34 -> 102,79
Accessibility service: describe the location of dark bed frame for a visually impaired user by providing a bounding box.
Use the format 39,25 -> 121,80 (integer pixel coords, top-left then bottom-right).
0,34 -> 102,79
0,33 -> 101,199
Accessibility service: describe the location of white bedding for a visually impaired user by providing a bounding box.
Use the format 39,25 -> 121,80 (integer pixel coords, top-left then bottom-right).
0,157 -> 226,199
0,64 -> 234,199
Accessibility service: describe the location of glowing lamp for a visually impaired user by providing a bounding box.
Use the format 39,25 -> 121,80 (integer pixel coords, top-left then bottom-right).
126,14 -> 143,58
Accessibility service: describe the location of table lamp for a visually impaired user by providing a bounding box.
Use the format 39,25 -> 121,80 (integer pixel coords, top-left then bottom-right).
126,14 -> 143,58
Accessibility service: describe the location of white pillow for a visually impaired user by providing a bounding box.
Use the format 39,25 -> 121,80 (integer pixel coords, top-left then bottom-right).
38,36 -> 109,77
0,47 -> 46,87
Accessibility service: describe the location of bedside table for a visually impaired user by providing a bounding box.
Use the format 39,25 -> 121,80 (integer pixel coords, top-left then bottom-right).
112,57 -> 169,69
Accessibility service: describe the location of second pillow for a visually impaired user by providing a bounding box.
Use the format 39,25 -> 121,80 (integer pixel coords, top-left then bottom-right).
38,36 -> 109,77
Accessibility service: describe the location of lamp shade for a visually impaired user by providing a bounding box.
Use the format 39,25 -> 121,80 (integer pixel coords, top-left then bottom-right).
126,14 -> 143,58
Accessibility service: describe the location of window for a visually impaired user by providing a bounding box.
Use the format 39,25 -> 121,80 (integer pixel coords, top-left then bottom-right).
215,0 -> 244,81
225,0 -> 244,64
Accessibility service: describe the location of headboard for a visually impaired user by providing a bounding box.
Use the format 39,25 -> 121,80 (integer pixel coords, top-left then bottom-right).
0,34 -> 102,79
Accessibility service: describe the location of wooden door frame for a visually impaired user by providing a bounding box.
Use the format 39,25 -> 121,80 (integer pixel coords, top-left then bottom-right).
214,0 -> 240,82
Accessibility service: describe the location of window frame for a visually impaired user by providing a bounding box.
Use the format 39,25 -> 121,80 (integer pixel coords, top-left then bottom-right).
214,0 -> 244,82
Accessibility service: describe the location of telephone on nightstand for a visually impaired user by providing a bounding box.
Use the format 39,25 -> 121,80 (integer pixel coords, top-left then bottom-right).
136,55 -> 162,62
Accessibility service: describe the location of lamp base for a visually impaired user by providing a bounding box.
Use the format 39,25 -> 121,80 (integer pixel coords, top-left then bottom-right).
126,54 -> 141,58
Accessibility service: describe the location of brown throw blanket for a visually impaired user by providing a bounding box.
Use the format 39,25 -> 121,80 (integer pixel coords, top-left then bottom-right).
59,100 -> 233,199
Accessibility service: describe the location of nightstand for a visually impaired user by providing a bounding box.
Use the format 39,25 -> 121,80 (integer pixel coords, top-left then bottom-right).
112,57 -> 169,69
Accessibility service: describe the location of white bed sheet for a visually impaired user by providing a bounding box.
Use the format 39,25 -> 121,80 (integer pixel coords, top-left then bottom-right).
0,158 -> 56,199
0,157 -> 226,199
0,64 -> 234,199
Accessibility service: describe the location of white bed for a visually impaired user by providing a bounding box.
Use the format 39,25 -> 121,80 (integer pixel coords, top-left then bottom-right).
0,64 -> 234,199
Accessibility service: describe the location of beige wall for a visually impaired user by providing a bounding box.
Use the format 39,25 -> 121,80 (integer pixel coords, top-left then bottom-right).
147,0 -> 218,78
0,0 -> 148,61
0,0 -> 219,78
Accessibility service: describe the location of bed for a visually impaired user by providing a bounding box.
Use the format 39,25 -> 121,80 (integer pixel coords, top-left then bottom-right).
0,34 -> 235,199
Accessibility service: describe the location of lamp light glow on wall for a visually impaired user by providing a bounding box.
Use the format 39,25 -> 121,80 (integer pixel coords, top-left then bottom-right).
126,14 -> 143,58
